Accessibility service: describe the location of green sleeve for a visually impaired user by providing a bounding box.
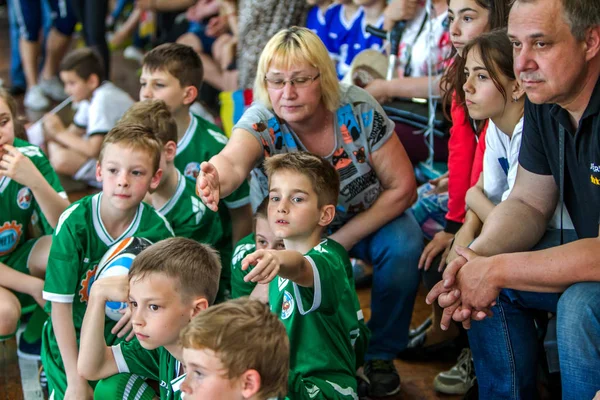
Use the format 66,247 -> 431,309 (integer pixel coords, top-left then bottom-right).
295,246 -> 346,314
42,203 -> 84,304
230,234 -> 256,299
112,340 -> 160,381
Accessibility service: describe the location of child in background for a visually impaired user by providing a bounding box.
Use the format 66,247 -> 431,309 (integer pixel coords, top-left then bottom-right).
230,196 -> 285,300
140,43 -> 253,292
43,48 -> 134,187
306,0 -> 334,44
179,298 -> 290,400
326,0 -> 363,79
433,29 -> 565,396
408,0 -> 510,367
177,0 -> 240,92
78,237 -> 221,400
0,88 -> 69,358
339,0 -> 386,79
41,124 -> 174,399
120,99 -> 230,301
242,152 -> 367,399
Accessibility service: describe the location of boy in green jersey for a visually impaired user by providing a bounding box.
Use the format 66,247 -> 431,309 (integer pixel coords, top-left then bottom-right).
179,297 -> 290,400
120,99 -> 230,301
139,43 -> 252,249
231,197 -> 285,299
0,88 -> 69,357
78,237 -> 221,400
242,152 -> 368,399
41,124 -> 175,399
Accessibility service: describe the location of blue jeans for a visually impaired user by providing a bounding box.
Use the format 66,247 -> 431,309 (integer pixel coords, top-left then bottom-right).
468,230 -> 600,399
9,0 -> 53,88
349,210 -> 423,360
9,0 -> 25,88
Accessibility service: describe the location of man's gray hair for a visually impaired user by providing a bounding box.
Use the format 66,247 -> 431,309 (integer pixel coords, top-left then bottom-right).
512,0 -> 600,41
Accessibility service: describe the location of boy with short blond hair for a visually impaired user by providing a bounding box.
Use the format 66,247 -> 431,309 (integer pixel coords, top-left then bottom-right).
179,297 -> 290,400
41,123 -> 175,400
140,43 -> 253,261
43,48 -> 134,186
242,151 -> 368,399
120,100 -> 229,301
78,237 -> 221,400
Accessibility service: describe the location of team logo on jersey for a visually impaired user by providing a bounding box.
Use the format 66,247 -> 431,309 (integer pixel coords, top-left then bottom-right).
17,187 -> 32,210
278,277 -> 289,291
281,290 -> 294,320
79,265 -> 98,303
191,196 -> 206,224
184,162 -> 201,179
0,221 -> 23,256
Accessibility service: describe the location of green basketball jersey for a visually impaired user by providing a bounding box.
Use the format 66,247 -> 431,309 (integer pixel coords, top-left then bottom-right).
230,233 -> 257,299
42,193 -> 175,361
174,113 -> 251,244
112,340 -> 185,400
156,170 -> 225,260
269,239 -> 362,399
0,138 -> 66,258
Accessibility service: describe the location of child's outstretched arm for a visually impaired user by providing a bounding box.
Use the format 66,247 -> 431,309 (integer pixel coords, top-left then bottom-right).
0,144 -> 69,227
78,275 -> 131,381
242,249 -> 314,288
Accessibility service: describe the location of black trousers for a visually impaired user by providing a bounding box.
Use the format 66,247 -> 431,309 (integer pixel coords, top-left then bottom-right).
70,0 -> 110,76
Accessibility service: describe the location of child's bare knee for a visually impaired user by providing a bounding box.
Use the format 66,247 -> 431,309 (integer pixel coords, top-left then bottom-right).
0,303 -> 20,336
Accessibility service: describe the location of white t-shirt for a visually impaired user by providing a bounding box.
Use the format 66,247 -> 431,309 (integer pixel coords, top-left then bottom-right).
73,81 -> 134,136
483,117 -> 572,229
396,6 -> 451,78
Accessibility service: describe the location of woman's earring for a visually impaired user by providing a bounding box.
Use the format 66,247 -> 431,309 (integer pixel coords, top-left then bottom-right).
512,96 -> 518,102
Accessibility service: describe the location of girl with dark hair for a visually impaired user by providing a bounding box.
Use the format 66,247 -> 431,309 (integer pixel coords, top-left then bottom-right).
406,0 -> 511,396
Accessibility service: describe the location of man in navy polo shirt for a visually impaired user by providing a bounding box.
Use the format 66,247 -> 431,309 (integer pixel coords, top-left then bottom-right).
427,0 -> 600,398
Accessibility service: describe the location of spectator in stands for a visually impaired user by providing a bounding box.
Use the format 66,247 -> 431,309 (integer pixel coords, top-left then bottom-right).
13,0 -> 76,110
427,0 -> 600,397
324,0 -> 363,79
196,27 -> 422,397
336,0 -> 387,80
70,0 -> 111,77
412,0 -> 510,358
365,0 -> 451,102
177,0 -> 239,92
306,0 -> 333,43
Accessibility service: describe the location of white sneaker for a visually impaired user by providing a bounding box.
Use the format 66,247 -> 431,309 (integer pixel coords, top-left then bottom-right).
24,85 -> 50,111
433,348 -> 476,395
39,76 -> 68,101
123,46 -> 145,64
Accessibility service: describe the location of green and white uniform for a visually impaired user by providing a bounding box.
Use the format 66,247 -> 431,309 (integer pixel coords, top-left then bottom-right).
230,233 -> 256,299
156,170 -> 229,301
112,340 -> 185,400
270,239 -> 364,399
175,113 -> 251,297
41,192 -> 174,399
0,138 -> 66,304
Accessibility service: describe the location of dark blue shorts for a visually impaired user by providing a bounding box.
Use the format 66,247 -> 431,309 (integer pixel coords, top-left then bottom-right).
12,0 -> 77,41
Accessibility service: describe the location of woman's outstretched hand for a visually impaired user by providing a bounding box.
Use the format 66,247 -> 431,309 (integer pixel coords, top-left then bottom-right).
196,161 -> 221,211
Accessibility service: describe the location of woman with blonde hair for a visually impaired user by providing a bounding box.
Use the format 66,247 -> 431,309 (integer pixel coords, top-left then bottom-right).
196,26 -> 423,398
